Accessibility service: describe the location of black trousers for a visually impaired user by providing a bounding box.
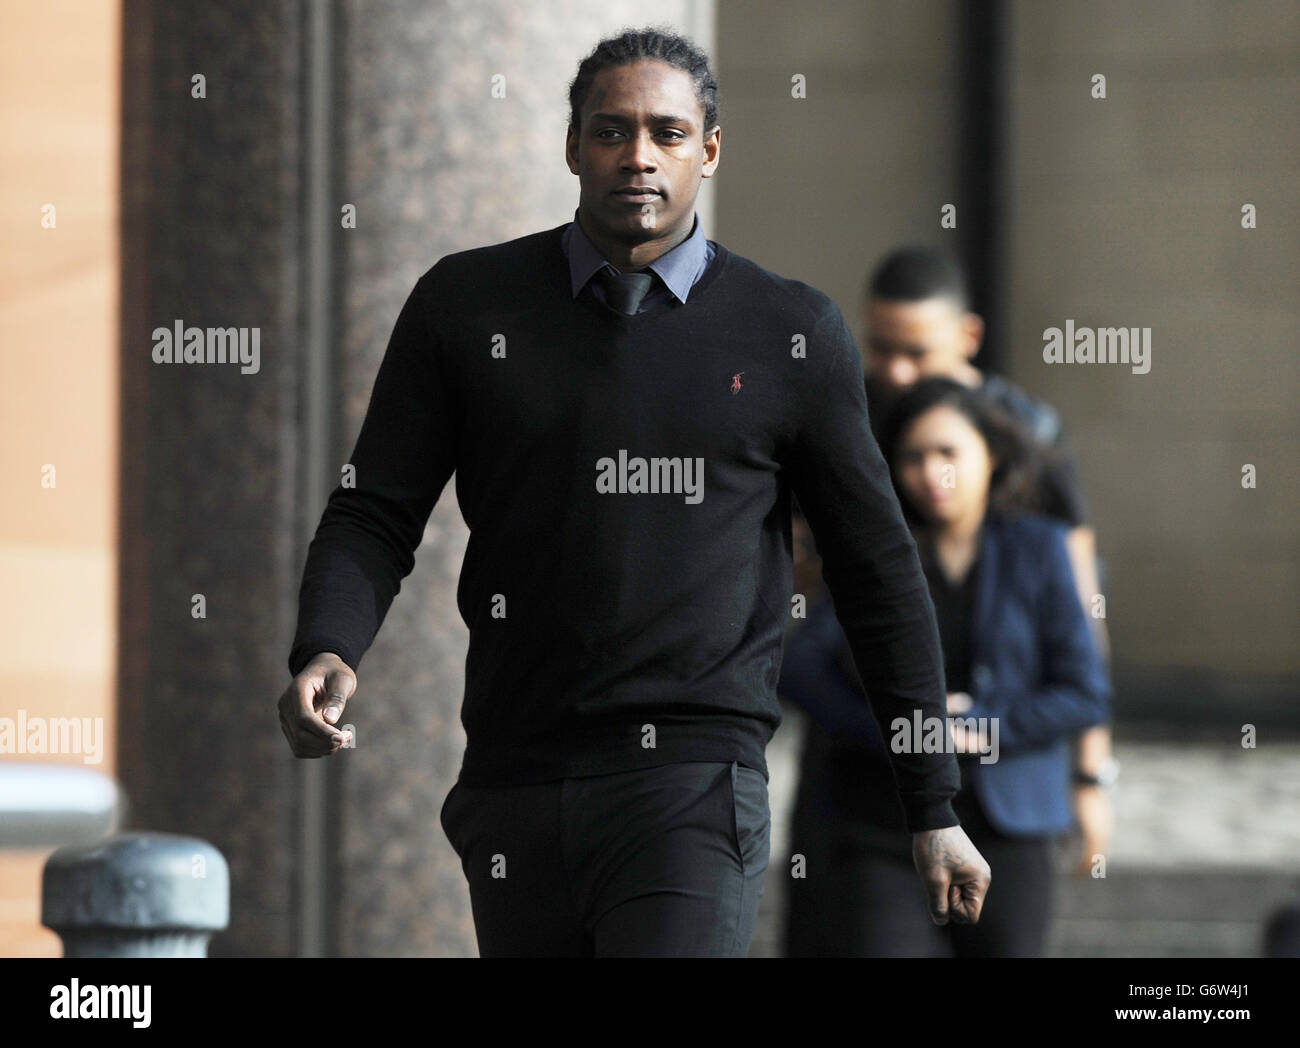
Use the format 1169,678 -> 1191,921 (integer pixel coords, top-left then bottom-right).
440,759 -> 771,957
783,788 -> 1057,957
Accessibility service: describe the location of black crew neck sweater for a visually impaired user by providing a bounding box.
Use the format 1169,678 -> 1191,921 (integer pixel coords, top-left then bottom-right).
288,221 -> 960,833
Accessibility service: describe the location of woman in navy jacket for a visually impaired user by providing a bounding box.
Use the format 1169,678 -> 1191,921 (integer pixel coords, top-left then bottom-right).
781,376 -> 1111,957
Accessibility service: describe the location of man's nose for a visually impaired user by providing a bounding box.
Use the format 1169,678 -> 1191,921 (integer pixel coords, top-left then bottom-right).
887,357 -> 915,389
621,131 -> 656,169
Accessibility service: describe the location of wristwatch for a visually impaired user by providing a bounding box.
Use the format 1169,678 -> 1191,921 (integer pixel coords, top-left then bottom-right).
1073,756 -> 1119,788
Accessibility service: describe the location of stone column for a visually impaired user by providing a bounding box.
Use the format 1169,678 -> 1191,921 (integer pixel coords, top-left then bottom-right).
118,0 -> 307,958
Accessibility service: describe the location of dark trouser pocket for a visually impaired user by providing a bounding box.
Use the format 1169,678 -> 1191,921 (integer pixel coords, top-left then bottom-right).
730,761 -> 771,878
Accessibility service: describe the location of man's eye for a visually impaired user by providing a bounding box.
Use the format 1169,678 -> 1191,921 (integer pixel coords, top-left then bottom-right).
594,128 -> 684,140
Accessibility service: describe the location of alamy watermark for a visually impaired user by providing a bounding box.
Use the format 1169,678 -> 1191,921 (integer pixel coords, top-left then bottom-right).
1042,320 -> 1151,374
50,980 -> 150,1028
891,710 -> 999,764
595,449 -> 704,504
151,319 -> 260,375
0,709 -> 104,764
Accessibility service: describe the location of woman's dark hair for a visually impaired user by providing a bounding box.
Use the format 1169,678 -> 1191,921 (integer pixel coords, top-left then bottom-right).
568,27 -> 720,137
876,376 -> 1043,525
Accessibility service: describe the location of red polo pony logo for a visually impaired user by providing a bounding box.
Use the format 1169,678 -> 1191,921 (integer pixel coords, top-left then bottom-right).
730,371 -> 744,395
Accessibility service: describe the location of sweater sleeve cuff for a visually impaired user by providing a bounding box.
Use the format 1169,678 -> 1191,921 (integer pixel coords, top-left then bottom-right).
901,795 -> 961,834
288,639 -> 359,678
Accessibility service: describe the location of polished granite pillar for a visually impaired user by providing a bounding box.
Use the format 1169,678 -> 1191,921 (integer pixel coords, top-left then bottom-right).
120,0 -> 713,956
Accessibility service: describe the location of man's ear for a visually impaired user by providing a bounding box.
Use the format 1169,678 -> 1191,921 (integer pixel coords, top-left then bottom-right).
565,125 -> 579,175
701,124 -> 721,177
961,311 -> 984,360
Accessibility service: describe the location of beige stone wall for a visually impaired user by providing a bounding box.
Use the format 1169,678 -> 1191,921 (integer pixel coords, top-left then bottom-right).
1004,1 -> 1300,693
714,0 -> 962,314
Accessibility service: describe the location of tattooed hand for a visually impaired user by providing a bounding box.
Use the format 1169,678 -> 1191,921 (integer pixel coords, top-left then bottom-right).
911,824 -> 991,925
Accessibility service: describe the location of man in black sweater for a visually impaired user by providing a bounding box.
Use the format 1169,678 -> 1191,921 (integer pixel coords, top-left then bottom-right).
277,27 -> 989,957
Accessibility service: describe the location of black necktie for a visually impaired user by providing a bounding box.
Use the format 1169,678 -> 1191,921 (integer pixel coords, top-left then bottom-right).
594,265 -> 654,315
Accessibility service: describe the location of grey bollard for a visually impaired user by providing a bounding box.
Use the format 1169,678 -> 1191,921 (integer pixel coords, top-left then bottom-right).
41,831 -> 229,957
